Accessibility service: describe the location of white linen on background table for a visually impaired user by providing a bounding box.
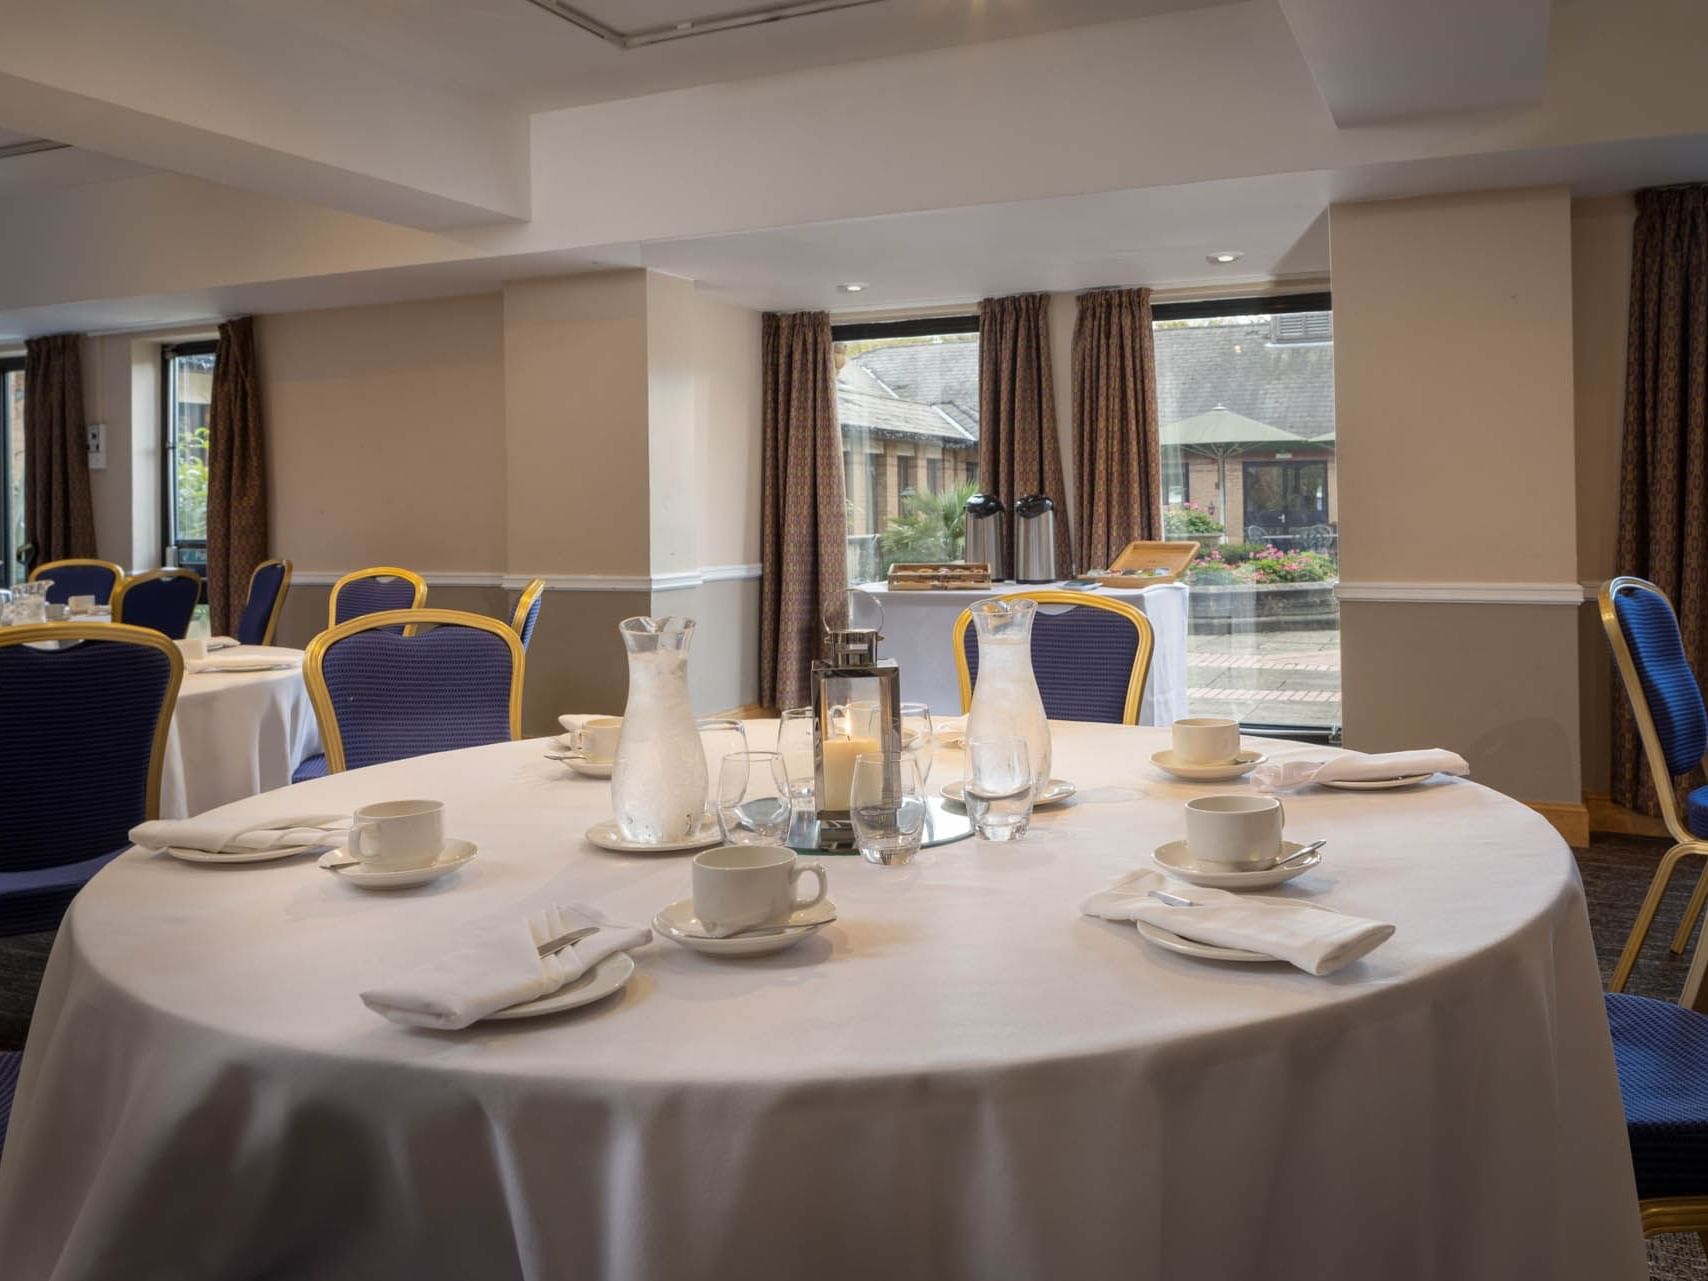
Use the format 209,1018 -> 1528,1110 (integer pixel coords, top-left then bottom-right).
158,644 -> 320,819
0,724 -> 1642,1280
853,580 -> 1189,724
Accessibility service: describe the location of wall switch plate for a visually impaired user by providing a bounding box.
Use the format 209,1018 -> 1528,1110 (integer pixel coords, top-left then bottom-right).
86,422 -> 106,470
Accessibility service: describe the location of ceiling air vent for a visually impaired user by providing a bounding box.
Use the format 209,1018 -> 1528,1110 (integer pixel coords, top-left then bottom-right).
524,0 -> 885,49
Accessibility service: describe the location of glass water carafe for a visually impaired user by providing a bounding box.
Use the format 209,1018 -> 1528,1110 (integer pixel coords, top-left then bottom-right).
611,616 -> 707,843
964,597 -> 1051,796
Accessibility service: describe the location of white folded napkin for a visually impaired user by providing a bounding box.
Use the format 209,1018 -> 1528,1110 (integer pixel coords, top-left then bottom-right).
1251,747 -> 1469,791
186,651 -> 301,673
1080,868 -> 1394,975
130,813 -> 349,854
207,635 -> 241,651
360,905 -> 651,1030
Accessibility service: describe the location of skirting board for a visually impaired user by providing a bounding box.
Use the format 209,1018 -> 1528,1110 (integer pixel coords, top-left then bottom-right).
1585,792 -> 1670,840
1529,801 -> 1590,849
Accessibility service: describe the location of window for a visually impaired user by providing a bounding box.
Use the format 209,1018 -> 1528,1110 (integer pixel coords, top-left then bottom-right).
163,341 -> 216,572
0,357 -> 22,587
831,316 -> 979,583
1152,293 -> 1338,738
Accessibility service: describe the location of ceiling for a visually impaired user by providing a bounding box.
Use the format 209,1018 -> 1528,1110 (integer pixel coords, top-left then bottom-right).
0,130 -> 152,202
251,0 -> 1233,111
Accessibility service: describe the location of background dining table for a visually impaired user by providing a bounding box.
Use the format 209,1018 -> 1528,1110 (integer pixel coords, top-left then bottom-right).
0,722 -> 1643,1280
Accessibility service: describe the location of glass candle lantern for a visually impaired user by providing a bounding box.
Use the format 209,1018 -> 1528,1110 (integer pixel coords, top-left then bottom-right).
811,593 -> 902,847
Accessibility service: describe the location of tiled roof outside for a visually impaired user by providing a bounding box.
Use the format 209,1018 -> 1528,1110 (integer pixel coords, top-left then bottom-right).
837,339 -> 980,444
837,387 -> 976,443
1154,319 -> 1334,441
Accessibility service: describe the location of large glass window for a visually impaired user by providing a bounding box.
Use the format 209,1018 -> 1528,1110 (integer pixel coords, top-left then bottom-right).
1153,295 -> 1338,737
1,358 -> 23,586
163,342 -> 216,572
831,317 -> 979,584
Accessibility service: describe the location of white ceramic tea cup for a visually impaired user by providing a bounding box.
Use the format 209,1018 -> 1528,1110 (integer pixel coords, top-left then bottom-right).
691,844 -> 828,935
347,799 -> 445,870
1171,717 -> 1242,765
68,595 -> 96,615
1184,794 -> 1286,868
566,716 -> 623,764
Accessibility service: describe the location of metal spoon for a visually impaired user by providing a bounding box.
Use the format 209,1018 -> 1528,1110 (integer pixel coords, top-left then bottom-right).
1274,839 -> 1327,869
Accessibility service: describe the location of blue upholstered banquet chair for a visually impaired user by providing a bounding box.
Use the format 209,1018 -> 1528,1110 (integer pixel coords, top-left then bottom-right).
110,568 -> 202,639
300,608 -> 522,776
953,591 -> 1155,725
27,558 -> 125,606
510,578 -> 545,651
327,566 -> 426,630
235,558 -> 292,646
1600,577 -> 1708,996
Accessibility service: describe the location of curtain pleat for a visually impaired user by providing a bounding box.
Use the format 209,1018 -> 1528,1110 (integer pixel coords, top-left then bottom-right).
22,333 -> 95,569
1613,185 -> 1708,814
1072,287 -> 1161,568
977,293 -> 1072,573
207,316 -> 269,634
759,311 -> 848,710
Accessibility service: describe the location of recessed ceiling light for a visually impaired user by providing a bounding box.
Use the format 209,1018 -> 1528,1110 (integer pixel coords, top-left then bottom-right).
1207,251 -> 1244,265
837,283 -> 867,293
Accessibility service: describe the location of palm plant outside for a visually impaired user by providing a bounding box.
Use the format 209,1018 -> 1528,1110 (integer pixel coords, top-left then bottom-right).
878,480 -> 979,571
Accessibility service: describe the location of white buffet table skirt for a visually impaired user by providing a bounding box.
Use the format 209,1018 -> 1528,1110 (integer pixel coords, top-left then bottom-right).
0,724 -> 1642,1280
159,645 -> 320,819
855,579 -> 1189,724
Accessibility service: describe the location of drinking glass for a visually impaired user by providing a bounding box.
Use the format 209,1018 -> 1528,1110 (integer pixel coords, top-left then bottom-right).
776,707 -> 816,805
900,702 -> 935,784
7,580 -> 49,626
697,718 -> 749,806
715,751 -> 793,845
965,735 -> 1034,842
850,752 -> 927,866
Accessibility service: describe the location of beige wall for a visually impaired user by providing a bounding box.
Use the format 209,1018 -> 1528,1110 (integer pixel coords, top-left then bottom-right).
694,295 -> 763,569
1331,187 -> 1582,803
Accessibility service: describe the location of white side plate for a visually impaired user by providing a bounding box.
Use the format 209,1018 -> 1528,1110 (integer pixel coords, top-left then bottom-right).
940,778 -> 1076,807
1320,773 -> 1434,791
483,951 -> 635,1021
586,817 -> 722,854
166,841 -> 325,865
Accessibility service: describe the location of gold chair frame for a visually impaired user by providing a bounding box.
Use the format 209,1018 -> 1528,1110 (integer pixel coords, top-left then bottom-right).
0,623 -> 184,821
110,567 -> 203,633
28,557 -> 126,602
303,608 -> 524,775
1599,577 -> 1708,1002
510,578 -> 546,643
952,590 -> 1155,725
244,558 -> 293,646
326,566 -> 427,631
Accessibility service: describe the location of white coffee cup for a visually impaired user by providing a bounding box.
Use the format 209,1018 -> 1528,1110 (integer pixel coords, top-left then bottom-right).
177,636 -> 208,662
1172,717 -> 1242,765
1184,794 -> 1286,868
692,844 -> 828,934
348,799 -> 445,870
566,716 -> 623,764
68,595 -> 96,615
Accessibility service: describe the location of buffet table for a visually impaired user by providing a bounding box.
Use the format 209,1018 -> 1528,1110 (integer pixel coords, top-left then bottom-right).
0,723 -> 1641,1279
855,579 -> 1189,723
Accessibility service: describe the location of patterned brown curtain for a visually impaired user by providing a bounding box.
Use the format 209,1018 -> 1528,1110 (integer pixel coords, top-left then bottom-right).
1072,288 -> 1161,568
23,333 -> 96,569
1613,185 -> 1708,814
978,293 -> 1072,572
759,311 -> 848,709
207,316 -> 269,634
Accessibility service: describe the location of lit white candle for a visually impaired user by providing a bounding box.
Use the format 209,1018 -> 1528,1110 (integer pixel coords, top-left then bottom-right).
821,736 -> 879,811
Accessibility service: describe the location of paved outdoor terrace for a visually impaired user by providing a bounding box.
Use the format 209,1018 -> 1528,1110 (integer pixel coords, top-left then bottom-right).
1184,626 -> 1342,731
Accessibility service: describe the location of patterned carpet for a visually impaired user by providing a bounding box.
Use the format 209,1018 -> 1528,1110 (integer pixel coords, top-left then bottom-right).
0,834 -> 1702,1274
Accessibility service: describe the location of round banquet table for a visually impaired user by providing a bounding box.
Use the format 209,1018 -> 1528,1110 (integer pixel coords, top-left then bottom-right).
159,645 -> 320,819
0,723 -> 1643,1280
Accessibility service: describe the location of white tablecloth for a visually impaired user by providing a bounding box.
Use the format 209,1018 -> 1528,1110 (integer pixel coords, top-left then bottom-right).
159,645 -> 320,819
0,724 -> 1641,1280
855,580 -> 1189,724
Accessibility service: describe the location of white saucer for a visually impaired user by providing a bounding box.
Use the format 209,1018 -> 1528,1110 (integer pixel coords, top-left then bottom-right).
568,758 -> 614,779
940,778 -> 1077,807
166,841 -> 327,865
1149,749 -> 1267,782
653,897 -> 837,956
586,816 -> 722,854
1136,894 -> 1334,963
1321,773 -> 1434,791
482,951 -> 635,1021
319,838 -> 477,888
1150,839 -> 1319,890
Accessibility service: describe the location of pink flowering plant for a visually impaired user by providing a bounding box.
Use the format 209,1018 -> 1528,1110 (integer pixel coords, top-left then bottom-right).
1162,502 -> 1224,537
1183,545 -> 1335,586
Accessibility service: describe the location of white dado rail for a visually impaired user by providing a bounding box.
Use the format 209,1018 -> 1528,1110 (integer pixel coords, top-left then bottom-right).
290,565 -> 762,592
1335,581 -> 1591,606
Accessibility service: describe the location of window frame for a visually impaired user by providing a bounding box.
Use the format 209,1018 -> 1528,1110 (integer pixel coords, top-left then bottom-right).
161,339 -> 217,571
0,355 -> 23,587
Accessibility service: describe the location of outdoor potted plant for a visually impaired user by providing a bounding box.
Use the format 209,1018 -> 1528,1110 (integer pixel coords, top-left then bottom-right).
1163,502 -> 1225,549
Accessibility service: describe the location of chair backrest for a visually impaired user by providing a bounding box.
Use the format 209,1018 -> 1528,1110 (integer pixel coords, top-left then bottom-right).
305,608 -> 523,773
954,591 -> 1154,724
510,578 -> 545,651
0,624 -> 183,871
110,569 -> 202,639
1601,576 -> 1708,843
236,558 -> 292,646
328,567 -> 427,630
28,559 -> 125,605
